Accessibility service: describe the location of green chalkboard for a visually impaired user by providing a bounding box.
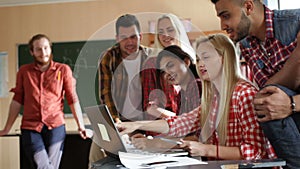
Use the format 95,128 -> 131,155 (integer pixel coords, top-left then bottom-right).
18,40 -> 116,114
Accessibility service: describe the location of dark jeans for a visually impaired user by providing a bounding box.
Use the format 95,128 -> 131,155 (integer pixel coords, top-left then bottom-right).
21,125 -> 66,169
260,85 -> 300,169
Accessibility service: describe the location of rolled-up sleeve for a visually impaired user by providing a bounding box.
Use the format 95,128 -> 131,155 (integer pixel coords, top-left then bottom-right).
11,68 -> 25,105
63,65 -> 79,105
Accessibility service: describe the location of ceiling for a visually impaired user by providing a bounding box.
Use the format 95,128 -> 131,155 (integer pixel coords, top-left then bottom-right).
0,0 -> 92,7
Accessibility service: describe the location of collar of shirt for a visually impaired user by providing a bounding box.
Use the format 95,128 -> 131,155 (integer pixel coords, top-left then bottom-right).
264,6 -> 274,39
245,6 -> 274,43
32,60 -> 57,72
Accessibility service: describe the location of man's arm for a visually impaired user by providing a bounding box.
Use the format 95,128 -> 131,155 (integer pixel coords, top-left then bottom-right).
266,31 -> 300,90
69,102 -> 88,139
99,53 -> 120,121
63,65 -> 89,139
254,32 -> 300,121
0,100 -> 21,136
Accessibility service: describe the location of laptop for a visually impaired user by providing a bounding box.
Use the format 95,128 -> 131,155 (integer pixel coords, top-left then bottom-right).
84,104 -> 188,158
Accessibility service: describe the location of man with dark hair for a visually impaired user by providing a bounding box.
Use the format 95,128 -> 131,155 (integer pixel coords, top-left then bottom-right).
100,13 -> 150,123
115,14 -> 141,35
0,34 -> 88,169
88,14 -> 151,167
210,0 -> 300,168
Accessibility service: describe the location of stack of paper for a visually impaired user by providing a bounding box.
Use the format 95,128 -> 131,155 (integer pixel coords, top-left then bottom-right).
118,151 -> 207,168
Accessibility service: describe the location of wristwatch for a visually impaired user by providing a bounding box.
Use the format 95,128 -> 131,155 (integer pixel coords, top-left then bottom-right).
290,96 -> 297,114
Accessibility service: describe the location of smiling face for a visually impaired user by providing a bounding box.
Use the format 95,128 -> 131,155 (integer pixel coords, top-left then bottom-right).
157,17 -> 180,47
30,37 -> 52,66
215,0 -> 251,42
196,41 -> 223,82
159,55 -> 190,86
116,25 -> 141,58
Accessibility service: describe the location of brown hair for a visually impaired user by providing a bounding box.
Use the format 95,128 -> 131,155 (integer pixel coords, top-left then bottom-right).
28,34 -> 52,52
115,14 -> 141,35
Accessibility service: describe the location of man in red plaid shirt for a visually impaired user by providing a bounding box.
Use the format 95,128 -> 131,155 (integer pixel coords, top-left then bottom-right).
211,0 -> 300,168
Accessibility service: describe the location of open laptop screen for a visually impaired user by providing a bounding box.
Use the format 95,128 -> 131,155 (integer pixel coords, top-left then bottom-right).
85,104 -> 189,158
85,105 -> 127,157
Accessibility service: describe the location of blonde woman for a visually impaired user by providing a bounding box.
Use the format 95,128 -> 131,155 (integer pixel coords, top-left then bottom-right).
142,13 -> 196,117
118,34 -> 276,160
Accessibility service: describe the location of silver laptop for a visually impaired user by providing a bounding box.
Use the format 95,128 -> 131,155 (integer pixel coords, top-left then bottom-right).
85,105 -> 127,157
84,104 -> 188,157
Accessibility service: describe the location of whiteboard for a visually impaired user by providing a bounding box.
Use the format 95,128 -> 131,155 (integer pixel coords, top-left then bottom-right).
0,52 -> 8,98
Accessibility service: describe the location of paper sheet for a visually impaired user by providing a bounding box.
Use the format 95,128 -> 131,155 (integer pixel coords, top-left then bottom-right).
119,151 -> 207,169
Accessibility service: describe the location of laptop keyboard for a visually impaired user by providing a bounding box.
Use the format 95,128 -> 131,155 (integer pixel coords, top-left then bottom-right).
127,148 -> 162,156
121,135 -> 189,157
122,134 -> 164,156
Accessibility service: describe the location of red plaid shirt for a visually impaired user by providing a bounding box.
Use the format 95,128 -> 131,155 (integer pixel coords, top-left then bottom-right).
240,6 -> 297,88
166,80 -> 276,160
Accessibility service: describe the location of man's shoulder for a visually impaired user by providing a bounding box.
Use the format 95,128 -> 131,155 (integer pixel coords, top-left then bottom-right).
272,9 -> 300,45
18,63 -> 37,73
19,63 -> 34,70
52,61 -> 68,67
101,44 -> 121,59
52,61 -> 71,71
273,8 -> 300,19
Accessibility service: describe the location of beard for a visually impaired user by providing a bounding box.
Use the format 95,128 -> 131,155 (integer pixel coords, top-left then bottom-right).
33,54 -> 53,66
235,11 -> 251,43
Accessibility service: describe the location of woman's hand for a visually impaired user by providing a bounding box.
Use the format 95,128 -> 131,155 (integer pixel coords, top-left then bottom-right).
179,140 -> 211,157
131,134 -> 178,151
116,121 -> 140,135
131,134 -> 149,150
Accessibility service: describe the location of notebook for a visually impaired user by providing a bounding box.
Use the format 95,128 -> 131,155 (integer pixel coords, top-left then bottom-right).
84,104 -> 188,158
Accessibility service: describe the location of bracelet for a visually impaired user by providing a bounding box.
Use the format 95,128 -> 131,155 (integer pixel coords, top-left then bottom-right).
290,96 -> 297,114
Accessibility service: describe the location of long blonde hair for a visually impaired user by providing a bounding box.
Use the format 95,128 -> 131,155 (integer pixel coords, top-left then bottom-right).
195,33 -> 244,145
152,13 -> 196,63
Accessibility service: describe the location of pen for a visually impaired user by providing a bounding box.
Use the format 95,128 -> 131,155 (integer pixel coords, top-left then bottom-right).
160,138 -> 183,145
140,160 -> 178,167
57,71 -> 61,81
